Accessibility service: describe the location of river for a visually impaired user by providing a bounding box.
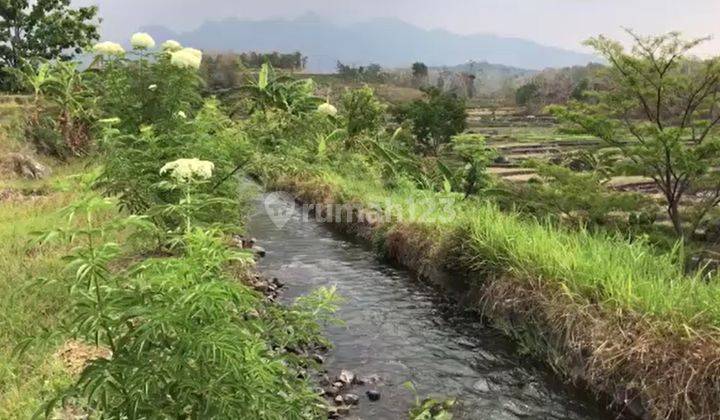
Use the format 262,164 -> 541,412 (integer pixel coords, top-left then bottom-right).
246,188 -> 607,419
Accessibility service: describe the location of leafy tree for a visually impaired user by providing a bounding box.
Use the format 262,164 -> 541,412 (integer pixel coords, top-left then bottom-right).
0,0 -> 99,90
412,62 -> 428,79
237,50 -> 306,70
515,82 -> 539,107
411,61 -> 428,87
570,78 -> 590,101
394,87 -> 467,155
340,85 -> 386,142
551,31 -> 720,239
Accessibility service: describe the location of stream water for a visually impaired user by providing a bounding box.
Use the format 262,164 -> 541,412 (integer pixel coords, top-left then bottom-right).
246,189 -> 608,419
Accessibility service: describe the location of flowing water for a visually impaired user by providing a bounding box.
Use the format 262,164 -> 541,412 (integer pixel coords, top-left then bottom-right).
246,189 -> 608,419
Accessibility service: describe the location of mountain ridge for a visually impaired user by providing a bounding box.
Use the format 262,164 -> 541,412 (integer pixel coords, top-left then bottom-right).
140,15 -> 597,72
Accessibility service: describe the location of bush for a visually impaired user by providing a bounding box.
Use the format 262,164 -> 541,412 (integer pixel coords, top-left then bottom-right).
393,88 -> 467,155
89,48 -> 203,134
40,197 -> 336,419
499,163 -> 651,227
96,100 -> 245,227
17,60 -> 96,158
340,86 -> 385,142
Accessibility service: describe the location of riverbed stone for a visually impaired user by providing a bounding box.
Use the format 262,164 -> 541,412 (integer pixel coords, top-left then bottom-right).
343,393 -> 360,405
253,245 -> 267,257
327,407 -> 340,419
366,389 -> 381,401
334,395 -> 344,405
473,378 -> 491,392
324,386 -> 340,397
338,369 -> 355,385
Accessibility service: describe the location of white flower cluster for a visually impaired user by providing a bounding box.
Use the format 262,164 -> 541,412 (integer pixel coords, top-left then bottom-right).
131,32 -> 156,49
162,40 -> 182,52
317,102 -> 338,117
170,47 -> 203,70
92,41 -> 125,56
160,158 -> 214,182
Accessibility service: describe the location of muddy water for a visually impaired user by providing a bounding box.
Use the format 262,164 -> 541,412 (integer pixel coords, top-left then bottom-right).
246,190 -> 607,419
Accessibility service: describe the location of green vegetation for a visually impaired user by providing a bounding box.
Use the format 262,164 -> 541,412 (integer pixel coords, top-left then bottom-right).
2,32 -> 338,419
0,168 -> 93,418
0,0 -> 99,90
393,88 -> 467,155
552,31 -> 720,240
3,1 -> 720,417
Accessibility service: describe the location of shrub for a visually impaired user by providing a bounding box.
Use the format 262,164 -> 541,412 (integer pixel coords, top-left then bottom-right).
340,86 -> 386,142
393,88 -> 467,155
88,43 -> 204,134
40,197 -> 336,419
17,60 -> 96,158
499,163 -> 651,227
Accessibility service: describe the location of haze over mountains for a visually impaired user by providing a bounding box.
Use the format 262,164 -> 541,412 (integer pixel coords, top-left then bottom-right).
140,14 -> 597,72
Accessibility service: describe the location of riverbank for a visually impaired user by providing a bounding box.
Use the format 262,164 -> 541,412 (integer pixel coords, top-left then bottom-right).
249,167 -> 720,419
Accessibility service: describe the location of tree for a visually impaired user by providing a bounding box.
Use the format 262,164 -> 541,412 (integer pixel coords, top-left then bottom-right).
551,31 -> 720,239
0,0 -> 99,89
394,87 -> 467,155
515,82 -> 539,107
411,61 -> 428,86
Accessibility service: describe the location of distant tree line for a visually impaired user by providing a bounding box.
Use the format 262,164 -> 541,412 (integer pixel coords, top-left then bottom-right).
336,61 -> 386,82
514,63 -> 605,112
237,51 -> 307,70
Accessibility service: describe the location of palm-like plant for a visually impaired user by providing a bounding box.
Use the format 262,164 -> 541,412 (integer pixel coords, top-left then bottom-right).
238,62 -> 323,115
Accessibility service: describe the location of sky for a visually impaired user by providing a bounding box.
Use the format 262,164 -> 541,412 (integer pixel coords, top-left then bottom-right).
74,0 -> 720,56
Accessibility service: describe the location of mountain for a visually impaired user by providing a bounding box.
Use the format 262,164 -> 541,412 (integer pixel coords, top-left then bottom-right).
140,14 -> 597,72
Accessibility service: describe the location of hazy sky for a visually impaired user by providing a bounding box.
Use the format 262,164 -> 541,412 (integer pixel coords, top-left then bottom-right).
75,0 -> 720,55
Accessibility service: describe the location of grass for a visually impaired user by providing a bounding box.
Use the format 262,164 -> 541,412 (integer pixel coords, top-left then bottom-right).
0,160 -> 110,418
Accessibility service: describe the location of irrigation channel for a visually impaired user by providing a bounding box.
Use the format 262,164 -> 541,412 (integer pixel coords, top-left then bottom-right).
246,187 -> 609,419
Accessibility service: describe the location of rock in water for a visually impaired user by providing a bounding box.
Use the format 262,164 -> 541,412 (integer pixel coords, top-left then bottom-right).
343,394 -> 360,405
324,386 -> 340,397
366,390 -> 381,401
252,245 -> 267,257
7,153 -> 51,180
338,370 -> 355,385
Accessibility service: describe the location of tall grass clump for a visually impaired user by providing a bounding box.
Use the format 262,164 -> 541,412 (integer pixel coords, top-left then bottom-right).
456,203 -> 720,329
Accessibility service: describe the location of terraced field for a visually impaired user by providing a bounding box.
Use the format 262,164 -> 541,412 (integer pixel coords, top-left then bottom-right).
468,107 -> 658,193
